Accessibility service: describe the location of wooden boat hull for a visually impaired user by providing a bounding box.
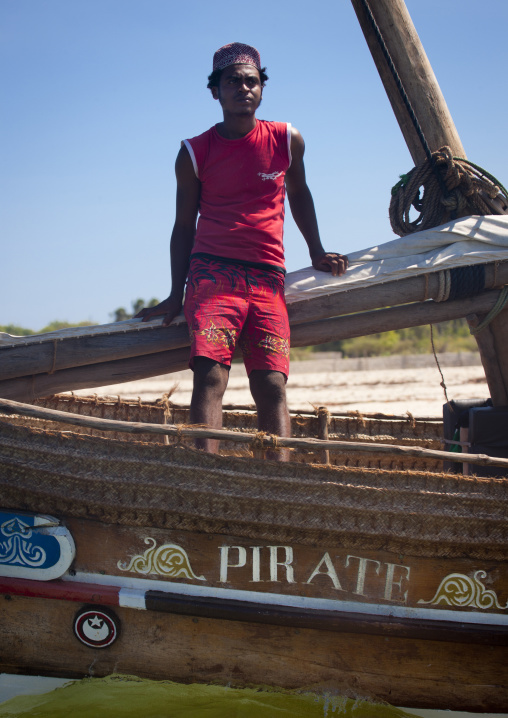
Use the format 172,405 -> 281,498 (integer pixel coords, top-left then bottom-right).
1,515 -> 507,712
2,591 -> 507,713
0,406 -> 507,712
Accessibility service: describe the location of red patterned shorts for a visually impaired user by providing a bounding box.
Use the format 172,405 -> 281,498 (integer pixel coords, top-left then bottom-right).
183,256 -> 290,377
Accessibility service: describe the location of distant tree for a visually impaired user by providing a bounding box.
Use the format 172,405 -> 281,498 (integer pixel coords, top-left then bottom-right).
111,298 -> 160,322
40,320 -> 94,333
112,307 -> 130,322
311,318 -> 477,357
131,298 -> 145,316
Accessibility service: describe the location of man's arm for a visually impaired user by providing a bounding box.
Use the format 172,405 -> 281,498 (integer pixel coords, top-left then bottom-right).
136,145 -> 200,325
285,127 -> 348,276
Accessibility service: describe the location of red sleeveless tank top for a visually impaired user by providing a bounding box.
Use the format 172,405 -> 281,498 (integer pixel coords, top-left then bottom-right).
183,120 -> 291,269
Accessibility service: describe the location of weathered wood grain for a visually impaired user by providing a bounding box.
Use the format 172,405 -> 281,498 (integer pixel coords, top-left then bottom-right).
350,0 -> 466,164
1,263 -> 507,384
468,313 -> 508,406
1,594 -> 506,711
0,348 -> 190,403
0,286 -> 505,402
487,305 -> 508,404
0,324 -> 190,381
67,517 -> 508,616
290,288 -> 504,348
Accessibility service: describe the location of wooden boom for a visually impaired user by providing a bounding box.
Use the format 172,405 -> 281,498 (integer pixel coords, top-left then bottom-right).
0,260 -> 506,382
0,285 -> 505,403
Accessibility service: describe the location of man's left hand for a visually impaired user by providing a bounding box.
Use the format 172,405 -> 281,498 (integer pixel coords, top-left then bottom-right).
312,252 -> 348,277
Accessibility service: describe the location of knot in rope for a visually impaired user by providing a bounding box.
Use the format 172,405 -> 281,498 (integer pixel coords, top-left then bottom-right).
440,188 -> 468,214
390,146 -> 508,237
249,431 -> 281,453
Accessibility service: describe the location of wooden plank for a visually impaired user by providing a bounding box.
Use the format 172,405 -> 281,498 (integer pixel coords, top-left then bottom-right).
0,324 -> 190,381
145,590 -> 508,644
290,288 -> 504,347
1,262 -> 507,383
467,313 -> 508,406
287,260 -> 508,323
486,305 -> 508,405
2,396 -> 508,469
4,572 -> 505,644
350,0 -> 466,163
0,286 -> 504,402
1,594 -> 507,711
0,348 -> 190,403
66,518 -> 508,618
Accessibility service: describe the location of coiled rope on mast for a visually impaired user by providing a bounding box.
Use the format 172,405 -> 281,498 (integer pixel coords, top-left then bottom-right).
390,148 -> 508,236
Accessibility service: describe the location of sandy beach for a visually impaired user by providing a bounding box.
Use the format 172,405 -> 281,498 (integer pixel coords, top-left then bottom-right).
73,351 -> 486,418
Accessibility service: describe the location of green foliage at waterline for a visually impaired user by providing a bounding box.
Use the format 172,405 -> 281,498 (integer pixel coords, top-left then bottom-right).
111,298 -> 160,322
304,318 -> 477,357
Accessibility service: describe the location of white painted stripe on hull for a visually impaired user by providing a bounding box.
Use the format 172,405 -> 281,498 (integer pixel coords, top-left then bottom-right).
119,587 -> 147,610
63,571 -> 508,627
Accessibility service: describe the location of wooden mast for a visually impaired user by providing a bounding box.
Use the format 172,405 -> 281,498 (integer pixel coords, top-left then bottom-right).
349,0 -> 466,163
350,0 -> 508,406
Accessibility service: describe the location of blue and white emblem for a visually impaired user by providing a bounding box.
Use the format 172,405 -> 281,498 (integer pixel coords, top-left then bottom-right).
0,511 -> 75,580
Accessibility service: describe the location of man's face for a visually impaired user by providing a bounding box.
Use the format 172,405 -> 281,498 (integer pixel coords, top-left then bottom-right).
212,64 -> 262,115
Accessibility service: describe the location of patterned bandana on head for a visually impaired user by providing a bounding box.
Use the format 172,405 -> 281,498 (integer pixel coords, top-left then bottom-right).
212,42 -> 261,72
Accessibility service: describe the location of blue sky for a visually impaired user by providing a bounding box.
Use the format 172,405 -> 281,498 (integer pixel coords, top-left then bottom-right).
2,0 -> 508,330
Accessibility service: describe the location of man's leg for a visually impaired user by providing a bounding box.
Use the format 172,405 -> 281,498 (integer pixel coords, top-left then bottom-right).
249,369 -> 291,461
189,356 -> 230,453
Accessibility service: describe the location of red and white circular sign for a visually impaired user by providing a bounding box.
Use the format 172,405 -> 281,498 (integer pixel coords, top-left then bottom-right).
74,606 -> 119,648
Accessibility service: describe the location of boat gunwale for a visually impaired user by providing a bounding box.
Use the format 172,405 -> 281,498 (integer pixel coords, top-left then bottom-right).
1,397 -> 507,472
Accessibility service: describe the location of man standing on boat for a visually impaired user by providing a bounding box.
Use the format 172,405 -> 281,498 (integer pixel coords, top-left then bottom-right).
137,42 -> 348,459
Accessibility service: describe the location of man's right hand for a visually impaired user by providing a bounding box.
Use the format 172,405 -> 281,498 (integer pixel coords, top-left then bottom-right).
134,295 -> 183,326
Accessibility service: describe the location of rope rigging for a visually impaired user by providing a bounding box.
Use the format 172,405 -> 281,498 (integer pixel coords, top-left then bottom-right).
389,147 -> 508,237
358,0 -> 508,237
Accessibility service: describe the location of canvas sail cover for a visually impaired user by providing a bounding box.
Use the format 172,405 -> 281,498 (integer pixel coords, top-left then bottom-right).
285,215 -> 508,302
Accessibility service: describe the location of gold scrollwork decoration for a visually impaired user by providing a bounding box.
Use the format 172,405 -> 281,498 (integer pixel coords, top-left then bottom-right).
418,570 -> 508,610
118,538 -> 205,581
